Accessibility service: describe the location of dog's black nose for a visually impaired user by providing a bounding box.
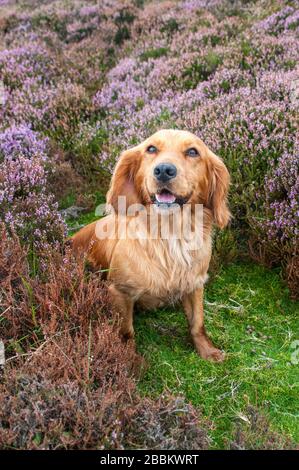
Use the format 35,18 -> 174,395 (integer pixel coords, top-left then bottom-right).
153,163 -> 177,182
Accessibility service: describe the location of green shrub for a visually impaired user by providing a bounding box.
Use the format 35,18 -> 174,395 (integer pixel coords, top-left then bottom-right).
160,18 -> 179,35
71,125 -> 109,179
182,52 -> 223,89
140,47 -> 169,61
114,26 -> 131,45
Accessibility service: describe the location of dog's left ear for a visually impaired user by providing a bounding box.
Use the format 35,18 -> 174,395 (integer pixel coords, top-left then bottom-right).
106,146 -> 142,213
207,149 -> 231,229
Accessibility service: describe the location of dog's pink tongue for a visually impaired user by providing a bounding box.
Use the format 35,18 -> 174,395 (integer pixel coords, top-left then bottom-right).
156,192 -> 176,203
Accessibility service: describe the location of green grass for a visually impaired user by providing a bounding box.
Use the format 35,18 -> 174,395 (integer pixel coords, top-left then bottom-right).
67,211 -> 99,235
134,262 -> 299,448
67,205 -> 298,448
66,191 -> 106,235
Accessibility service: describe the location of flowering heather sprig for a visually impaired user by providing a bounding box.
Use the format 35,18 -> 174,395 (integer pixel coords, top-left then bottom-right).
184,82 -> 297,158
93,63 -> 297,165
0,44 -> 58,89
0,123 -> 48,161
255,6 -> 299,35
0,125 -> 66,250
3,80 -> 92,141
256,144 -> 299,248
180,0 -> 221,11
2,0 -> 138,49
93,58 -> 148,116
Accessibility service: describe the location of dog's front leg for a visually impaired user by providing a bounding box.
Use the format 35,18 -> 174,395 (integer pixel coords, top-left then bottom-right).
108,284 -> 135,339
182,288 -> 225,362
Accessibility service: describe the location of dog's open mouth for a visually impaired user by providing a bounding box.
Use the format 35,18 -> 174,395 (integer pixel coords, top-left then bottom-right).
151,189 -> 190,207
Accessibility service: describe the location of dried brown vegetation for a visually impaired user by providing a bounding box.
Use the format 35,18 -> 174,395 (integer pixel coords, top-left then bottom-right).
0,226 -> 209,449
230,406 -> 297,450
249,235 -> 299,300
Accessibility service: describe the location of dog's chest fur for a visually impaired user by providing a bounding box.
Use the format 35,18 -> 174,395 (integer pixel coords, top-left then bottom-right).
111,233 -> 212,309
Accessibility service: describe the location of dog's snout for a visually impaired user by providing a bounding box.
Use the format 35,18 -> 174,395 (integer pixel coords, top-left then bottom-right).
153,163 -> 177,182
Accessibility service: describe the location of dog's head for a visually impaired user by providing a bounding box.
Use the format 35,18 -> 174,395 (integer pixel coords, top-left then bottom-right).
107,129 -> 231,228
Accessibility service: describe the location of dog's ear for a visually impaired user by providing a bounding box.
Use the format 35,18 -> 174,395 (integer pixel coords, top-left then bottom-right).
206,149 -> 231,229
106,147 -> 142,213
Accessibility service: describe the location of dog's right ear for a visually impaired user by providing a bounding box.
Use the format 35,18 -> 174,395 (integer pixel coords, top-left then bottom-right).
206,149 -> 231,229
106,147 -> 142,213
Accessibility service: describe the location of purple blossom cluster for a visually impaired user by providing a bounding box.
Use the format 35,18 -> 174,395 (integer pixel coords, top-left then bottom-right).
0,125 -> 66,251
180,0 -> 221,11
0,44 -> 58,89
93,58 -> 148,116
255,5 -> 299,35
0,0 -> 144,254
258,143 -> 299,250
0,1 -> 146,145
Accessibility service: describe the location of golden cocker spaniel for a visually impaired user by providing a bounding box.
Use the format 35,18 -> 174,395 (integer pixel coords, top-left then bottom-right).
71,129 -> 230,361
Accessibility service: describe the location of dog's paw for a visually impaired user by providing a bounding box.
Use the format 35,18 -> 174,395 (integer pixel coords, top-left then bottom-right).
121,327 -> 135,341
200,347 -> 226,363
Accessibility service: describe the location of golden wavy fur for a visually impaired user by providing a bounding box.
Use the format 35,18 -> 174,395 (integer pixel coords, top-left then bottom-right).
71,129 -> 230,361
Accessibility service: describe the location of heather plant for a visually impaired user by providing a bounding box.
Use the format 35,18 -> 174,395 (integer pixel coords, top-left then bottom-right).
71,122 -> 110,177
0,364 -> 210,449
255,4 -> 299,35
229,406 -> 295,450
261,146 -> 299,247
183,70 -> 298,289
0,227 -> 210,450
0,0 -> 144,173
249,143 -> 299,297
0,44 -> 58,89
3,81 -> 93,146
41,81 -> 93,147
0,125 -> 66,252
0,225 -> 112,355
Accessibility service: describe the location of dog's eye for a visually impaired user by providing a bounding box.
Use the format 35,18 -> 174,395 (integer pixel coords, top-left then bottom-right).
186,147 -> 199,157
146,145 -> 158,154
